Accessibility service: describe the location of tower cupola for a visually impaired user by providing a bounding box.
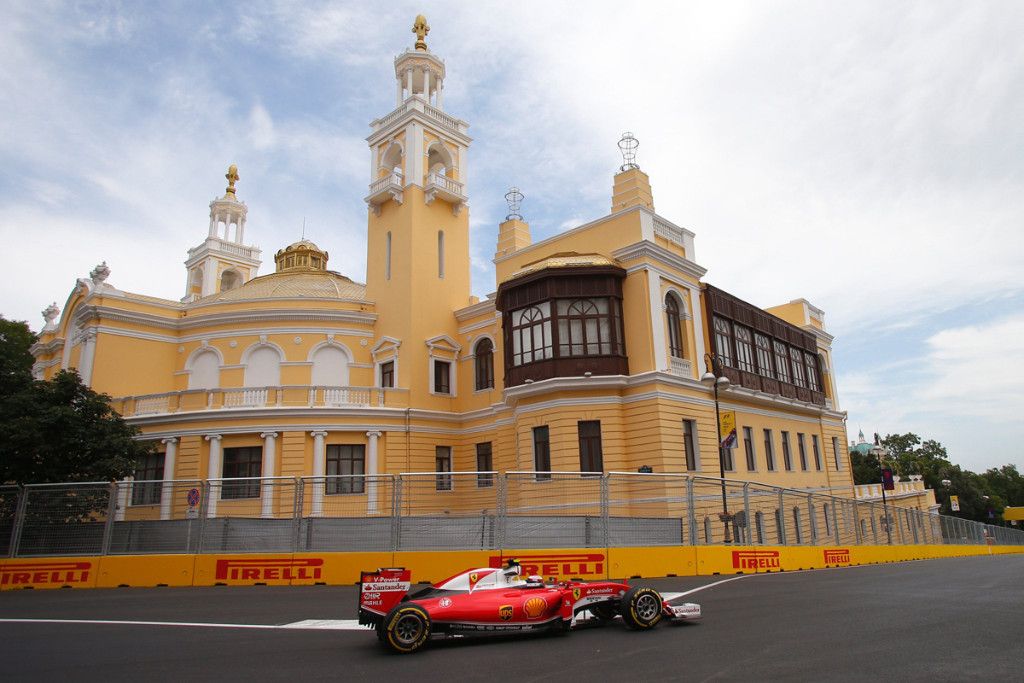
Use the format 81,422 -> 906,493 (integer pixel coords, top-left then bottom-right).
274,239 -> 329,273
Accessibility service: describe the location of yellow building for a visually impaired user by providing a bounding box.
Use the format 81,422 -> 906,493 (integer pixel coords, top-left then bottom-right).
31,18 -> 854,541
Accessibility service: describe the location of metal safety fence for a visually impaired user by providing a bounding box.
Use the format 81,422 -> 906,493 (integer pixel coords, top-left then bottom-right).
3,473 -> 1023,557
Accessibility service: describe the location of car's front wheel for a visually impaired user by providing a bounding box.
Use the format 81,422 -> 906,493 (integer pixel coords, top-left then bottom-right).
620,586 -> 663,630
381,603 -> 431,653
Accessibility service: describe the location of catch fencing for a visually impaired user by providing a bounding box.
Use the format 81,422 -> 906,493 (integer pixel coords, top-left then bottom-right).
3,473 -> 1022,557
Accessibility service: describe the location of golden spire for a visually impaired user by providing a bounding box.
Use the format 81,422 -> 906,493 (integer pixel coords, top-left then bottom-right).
412,14 -> 429,51
224,164 -> 240,199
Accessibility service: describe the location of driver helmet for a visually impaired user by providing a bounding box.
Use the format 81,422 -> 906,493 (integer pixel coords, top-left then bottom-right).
525,574 -> 545,587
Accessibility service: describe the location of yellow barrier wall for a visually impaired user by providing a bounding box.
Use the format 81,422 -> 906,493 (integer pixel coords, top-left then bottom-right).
2,545 -> 1022,590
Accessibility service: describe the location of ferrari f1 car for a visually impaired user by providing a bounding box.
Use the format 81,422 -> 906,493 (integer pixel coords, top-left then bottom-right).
358,559 -> 701,653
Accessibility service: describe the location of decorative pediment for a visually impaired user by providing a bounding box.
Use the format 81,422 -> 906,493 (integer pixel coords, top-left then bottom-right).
371,336 -> 402,360
425,334 -> 461,358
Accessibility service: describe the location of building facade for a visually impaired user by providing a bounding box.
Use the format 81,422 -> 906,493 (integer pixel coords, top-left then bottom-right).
31,19 -> 853,530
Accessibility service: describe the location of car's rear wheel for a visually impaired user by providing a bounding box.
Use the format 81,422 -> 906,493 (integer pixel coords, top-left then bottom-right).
589,603 -> 617,623
620,586 -> 663,630
382,603 -> 431,653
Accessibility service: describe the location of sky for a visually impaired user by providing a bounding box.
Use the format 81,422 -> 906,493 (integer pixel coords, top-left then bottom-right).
1,1 -> 1021,473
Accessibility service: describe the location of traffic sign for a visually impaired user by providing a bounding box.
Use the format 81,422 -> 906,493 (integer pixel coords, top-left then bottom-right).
187,487 -> 201,507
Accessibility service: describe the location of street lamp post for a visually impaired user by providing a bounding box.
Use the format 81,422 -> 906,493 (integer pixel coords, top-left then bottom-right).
871,444 -> 892,544
701,353 -> 733,544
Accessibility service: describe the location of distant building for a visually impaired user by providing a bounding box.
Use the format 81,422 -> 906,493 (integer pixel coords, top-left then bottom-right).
32,17 -> 854,528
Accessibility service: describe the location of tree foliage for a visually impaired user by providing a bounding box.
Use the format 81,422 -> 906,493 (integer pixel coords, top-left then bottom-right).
0,316 -> 151,485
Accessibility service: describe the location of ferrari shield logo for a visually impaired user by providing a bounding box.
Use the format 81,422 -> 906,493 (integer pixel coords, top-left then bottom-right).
469,572 -> 478,585
499,605 -> 513,621
572,588 -> 581,601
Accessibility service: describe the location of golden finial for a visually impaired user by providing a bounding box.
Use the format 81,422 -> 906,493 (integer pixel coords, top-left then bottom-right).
412,14 -> 430,51
224,164 -> 239,199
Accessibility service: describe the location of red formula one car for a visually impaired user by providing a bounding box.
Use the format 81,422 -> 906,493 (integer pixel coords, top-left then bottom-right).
358,559 -> 701,653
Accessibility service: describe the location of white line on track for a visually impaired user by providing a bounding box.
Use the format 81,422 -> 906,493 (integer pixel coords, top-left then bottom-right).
0,578 -> 754,632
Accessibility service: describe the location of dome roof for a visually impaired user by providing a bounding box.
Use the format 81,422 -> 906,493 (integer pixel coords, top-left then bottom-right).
201,270 -> 366,302
507,252 -> 618,281
274,239 -> 329,273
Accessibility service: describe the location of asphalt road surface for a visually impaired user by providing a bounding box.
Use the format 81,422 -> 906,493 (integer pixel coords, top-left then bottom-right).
2,555 -> 1022,682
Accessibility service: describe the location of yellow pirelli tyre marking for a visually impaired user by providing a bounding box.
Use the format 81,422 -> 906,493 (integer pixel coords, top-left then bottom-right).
384,605 -> 431,654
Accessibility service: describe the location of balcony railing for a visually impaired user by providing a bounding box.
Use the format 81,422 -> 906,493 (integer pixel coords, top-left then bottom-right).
365,171 -> 404,212
424,172 -> 466,213
669,356 -> 693,378
113,386 -> 409,417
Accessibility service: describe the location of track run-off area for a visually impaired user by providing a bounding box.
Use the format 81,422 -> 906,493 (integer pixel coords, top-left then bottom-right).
2,555 -> 1022,681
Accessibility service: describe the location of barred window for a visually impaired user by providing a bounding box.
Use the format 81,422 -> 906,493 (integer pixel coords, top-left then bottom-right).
773,341 -> 790,383
683,420 -> 698,471
533,426 -> 551,481
326,445 -> 365,494
713,317 -> 734,367
222,447 -> 262,499
578,420 -> 603,475
557,298 -> 617,357
805,352 -> 821,392
781,432 -> 792,471
476,442 -> 493,488
666,294 -> 685,358
131,452 -> 164,506
511,303 -> 552,366
790,347 -> 806,387
755,333 -> 774,378
435,446 -> 452,491
735,326 -> 755,373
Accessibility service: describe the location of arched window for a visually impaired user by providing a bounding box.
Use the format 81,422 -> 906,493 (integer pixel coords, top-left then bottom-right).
311,345 -> 350,386
557,298 -> 617,356
426,142 -> 453,177
380,141 -> 403,177
511,303 -> 552,366
244,345 -> 281,387
474,338 -> 494,390
665,293 -> 685,358
220,269 -> 241,292
188,349 -> 220,390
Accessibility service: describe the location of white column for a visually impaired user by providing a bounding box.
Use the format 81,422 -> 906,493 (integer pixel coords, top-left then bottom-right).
406,68 -> 413,99
396,76 -> 403,105
366,431 -> 382,515
410,123 -> 424,184
237,215 -> 245,244
160,437 -> 178,521
260,431 -> 278,518
208,212 -> 216,237
78,329 -> 98,385
688,284 -> 707,378
115,478 -> 130,521
437,80 -> 444,110
424,69 -> 431,105
311,430 -> 327,517
205,434 -> 222,517
647,269 -> 667,372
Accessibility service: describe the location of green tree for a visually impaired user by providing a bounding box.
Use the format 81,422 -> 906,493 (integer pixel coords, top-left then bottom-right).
0,317 -> 37,393
850,448 -> 881,485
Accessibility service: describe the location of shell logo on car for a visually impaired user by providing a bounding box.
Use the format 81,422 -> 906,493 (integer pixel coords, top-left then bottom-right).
523,597 -> 547,619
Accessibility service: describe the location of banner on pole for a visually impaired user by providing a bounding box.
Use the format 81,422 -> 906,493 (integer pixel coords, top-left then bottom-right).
950,495 -> 960,512
719,411 -> 737,449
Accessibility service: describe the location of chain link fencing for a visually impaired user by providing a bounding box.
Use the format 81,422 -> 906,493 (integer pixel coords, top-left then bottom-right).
6,473 -> 1024,557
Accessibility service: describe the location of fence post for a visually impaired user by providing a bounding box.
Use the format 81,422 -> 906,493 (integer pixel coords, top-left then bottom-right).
9,487 -> 28,558
391,475 -> 403,552
100,482 -> 118,556
833,499 -> 841,545
742,483 -> 751,545
895,508 -> 905,545
496,473 -> 506,551
196,480 -> 210,554
852,500 -> 862,545
777,489 -> 787,545
600,474 -> 610,548
807,494 -> 817,545
292,477 -> 304,553
686,477 -> 697,546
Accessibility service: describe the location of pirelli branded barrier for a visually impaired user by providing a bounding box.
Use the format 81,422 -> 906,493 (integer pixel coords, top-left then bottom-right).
3,544 -> 1023,590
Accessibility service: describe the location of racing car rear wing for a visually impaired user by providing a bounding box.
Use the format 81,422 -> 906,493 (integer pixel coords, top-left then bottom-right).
358,568 -> 412,624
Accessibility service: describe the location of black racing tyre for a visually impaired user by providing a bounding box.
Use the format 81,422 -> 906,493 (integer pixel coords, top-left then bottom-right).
589,603 -> 617,622
619,586 -> 663,630
381,603 -> 431,654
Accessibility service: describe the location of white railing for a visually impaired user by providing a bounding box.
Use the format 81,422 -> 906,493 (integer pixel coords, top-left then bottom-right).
223,388 -> 268,408
322,387 -> 371,407
653,215 -> 687,249
134,395 -> 170,415
669,357 -> 693,378
423,101 -> 461,131
427,172 -> 464,197
368,171 -> 402,195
